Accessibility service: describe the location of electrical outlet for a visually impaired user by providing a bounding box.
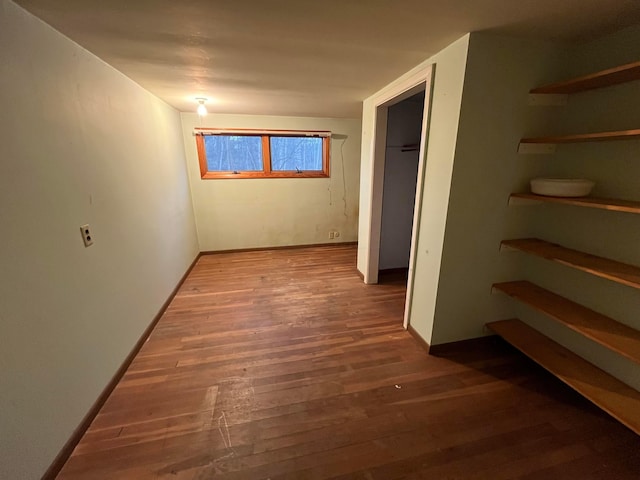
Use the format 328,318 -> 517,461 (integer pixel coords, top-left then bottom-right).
334,231 -> 340,238
80,224 -> 94,247
329,231 -> 335,239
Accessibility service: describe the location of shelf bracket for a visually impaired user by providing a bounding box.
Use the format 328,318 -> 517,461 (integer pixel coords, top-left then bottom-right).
528,94 -> 568,106
518,143 -> 556,154
500,242 -> 517,253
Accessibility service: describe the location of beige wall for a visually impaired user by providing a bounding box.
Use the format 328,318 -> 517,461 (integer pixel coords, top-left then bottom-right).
0,1 -> 199,478
358,35 -> 470,342
430,33 -> 564,345
181,113 -> 361,251
405,37 -> 471,342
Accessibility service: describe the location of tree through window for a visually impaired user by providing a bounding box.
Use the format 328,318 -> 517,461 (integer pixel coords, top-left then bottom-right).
195,129 -> 330,179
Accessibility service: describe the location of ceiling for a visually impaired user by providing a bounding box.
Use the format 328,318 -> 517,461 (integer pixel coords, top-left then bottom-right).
15,0 -> 640,118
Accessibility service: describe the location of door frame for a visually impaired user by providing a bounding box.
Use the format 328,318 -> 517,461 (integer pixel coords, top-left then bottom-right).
364,64 -> 434,329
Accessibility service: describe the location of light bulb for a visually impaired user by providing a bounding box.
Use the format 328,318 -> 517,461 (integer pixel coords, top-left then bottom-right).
196,98 -> 208,116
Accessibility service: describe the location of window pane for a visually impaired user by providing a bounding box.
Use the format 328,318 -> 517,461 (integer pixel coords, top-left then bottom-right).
203,135 -> 263,172
270,137 -> 323,171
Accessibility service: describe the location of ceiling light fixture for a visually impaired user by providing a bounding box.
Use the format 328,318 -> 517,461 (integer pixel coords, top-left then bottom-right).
196,98 -> 208,116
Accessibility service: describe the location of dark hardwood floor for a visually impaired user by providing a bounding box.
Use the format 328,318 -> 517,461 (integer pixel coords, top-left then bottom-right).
57,245 -> 640,479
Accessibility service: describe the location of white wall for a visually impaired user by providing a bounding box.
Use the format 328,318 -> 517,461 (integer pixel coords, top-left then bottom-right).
358,35 -> 471,342
405,37 -> 473,343
181,113 -> 361,251
378,97 -> 423,270
429,34 -> 564,345
0,1 -> 199,478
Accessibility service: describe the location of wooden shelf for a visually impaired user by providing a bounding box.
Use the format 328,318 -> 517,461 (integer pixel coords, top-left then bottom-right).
493,281 -> 640,364
510,193 -> 640,215
501,238 -> 640,290
487,319 -> 640,435
530,61 -> 640,94
520,129 -> 640,145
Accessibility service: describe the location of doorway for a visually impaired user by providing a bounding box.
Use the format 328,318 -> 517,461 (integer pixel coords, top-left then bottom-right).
363,65 -> 434,330
378,90 -> 425,285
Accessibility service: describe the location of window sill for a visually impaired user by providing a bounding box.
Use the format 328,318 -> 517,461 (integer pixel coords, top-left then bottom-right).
201,172 -> 330,179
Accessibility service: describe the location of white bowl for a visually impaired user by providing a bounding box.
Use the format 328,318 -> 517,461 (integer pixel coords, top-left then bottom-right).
530,178 -> 595,197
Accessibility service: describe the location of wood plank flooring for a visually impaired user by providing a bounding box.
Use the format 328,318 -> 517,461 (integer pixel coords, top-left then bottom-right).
57,245 -> 640,479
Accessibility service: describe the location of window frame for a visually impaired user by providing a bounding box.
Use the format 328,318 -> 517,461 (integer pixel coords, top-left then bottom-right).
194,128 -> 331,179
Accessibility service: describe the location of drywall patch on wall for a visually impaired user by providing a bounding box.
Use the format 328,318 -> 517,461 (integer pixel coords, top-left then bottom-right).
181,113 -> 362,251
0,1 -> 198,478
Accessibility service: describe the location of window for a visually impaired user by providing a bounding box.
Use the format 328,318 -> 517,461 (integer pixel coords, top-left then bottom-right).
195,129 -> 330,179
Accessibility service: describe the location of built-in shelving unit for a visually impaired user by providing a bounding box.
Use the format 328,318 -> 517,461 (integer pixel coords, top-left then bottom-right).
530,61 -> 640,94
509,193 -> 640,214
493,60 -> 640,433
493,281 -> 640,364
487,319 -> 640,435
501,238 -> 640,290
